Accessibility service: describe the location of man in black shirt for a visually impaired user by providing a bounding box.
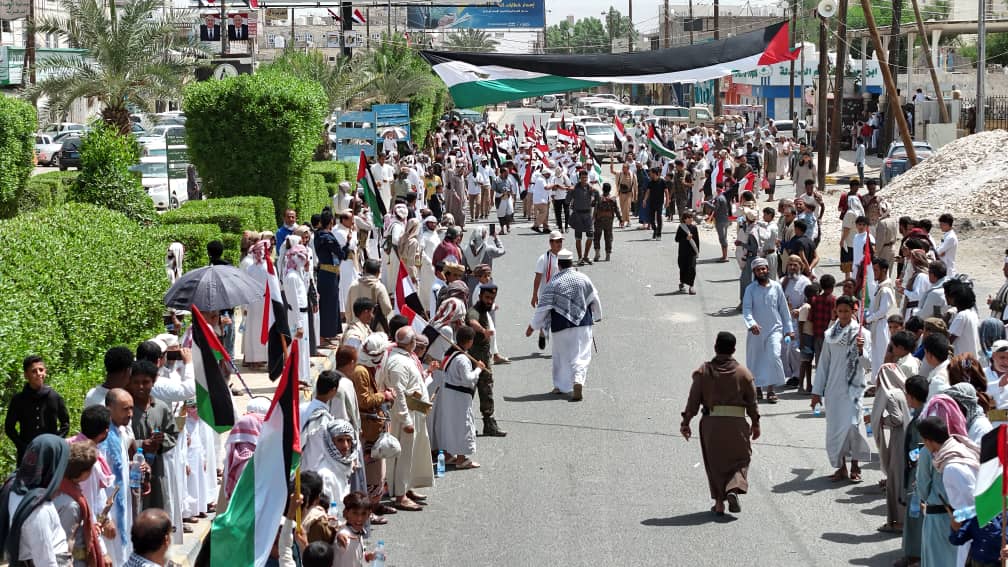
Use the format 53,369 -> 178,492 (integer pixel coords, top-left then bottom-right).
4,355 -> 69,464
785,219 -> 818,271
643,167 -> 669,240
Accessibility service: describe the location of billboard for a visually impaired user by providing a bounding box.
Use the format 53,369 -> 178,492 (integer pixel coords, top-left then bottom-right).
407,0 -> 544,30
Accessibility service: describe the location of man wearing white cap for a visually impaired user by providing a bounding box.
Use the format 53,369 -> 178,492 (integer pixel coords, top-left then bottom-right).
526,249 -> 602,401
419,215 -> 442,312
529,166 -> 552,233
531,231 -> 564,350
742,257 -> 794,403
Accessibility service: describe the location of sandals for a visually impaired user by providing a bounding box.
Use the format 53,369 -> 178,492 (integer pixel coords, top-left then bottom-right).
370,514 -> 388,525
849,469 -> 863,483
456,458 -> 481,470
766,393 -> 779,404
877,522 -> 902,533
830,470 -> 849,482
394,498 -> 422,511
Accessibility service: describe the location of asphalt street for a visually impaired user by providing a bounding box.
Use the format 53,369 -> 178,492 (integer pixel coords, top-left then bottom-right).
376,108 -> 901,567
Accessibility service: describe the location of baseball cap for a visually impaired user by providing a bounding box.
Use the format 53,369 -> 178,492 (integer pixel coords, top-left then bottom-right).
548,230 -> 564,241
992,339 -> 1008,353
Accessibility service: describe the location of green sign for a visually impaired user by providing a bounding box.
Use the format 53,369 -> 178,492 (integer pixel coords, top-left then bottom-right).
165,133 -> 188,181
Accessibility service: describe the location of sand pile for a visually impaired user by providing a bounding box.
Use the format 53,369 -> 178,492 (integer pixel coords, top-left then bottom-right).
882,130 -> 1008,218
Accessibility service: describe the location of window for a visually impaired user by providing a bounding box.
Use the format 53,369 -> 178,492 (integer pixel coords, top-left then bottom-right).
1,20 -> 11,33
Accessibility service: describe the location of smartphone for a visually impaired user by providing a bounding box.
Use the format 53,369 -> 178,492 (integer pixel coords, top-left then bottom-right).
166,350 -> 182,361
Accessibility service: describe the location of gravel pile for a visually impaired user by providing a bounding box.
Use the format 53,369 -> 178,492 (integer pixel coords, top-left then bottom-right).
882,130 -> 1008,219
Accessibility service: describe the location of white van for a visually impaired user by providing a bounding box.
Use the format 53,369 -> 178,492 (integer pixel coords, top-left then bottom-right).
538,95 -> 561,112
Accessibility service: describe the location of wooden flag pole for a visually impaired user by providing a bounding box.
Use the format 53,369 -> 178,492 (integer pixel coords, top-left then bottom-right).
294,466 -> 302,530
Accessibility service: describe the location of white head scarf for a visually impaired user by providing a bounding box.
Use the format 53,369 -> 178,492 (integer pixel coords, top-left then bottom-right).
166,242 -> 184,284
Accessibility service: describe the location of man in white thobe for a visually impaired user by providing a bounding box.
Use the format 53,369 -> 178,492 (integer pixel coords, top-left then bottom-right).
283,245 -> 311,385
334,210 -> 360,314
742,258 -> 794,403
418,216 -> 442,313
526,249 -> 602,402
378,327 -> 433,511
780,258 -> 810,385
865,260 -> 898,381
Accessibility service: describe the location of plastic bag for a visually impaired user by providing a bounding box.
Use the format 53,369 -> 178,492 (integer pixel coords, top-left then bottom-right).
371,431 -> 401,459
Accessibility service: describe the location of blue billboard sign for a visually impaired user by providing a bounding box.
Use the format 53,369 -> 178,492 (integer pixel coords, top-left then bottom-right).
407,0 -> 544,30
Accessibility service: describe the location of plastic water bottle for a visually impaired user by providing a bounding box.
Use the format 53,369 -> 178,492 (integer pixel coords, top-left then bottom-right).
372,540 -> 386,567
909,497 -> 921,519
908,447 -> 921,463
953,506 -> 977,523
813,403 -> 822,417
436,450 -> 446,478
130,448 -> 145,489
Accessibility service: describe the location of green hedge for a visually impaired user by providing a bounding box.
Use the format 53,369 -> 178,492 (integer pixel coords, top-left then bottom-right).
289,173 -> 330,221
183,72 -> 327,222
148,223 -> 224,273
307,161 -> 353,197
161,196 -> 275,234
72,123 -> 156,224
0,97 -> 37,219
0,203 -> 167,368
20,171 -> 78,212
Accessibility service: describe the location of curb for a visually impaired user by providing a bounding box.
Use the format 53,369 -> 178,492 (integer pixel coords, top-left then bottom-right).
168,518 -> 211,566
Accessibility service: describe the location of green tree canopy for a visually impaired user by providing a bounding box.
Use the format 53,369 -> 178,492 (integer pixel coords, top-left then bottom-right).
443,29 -> 499,52
546,9 -> 637,54
25,0 -> 208,134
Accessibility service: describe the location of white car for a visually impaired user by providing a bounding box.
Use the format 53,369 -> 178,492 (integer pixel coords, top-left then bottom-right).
538,94 -> 560,112
129,157 -> 188,210
41,122 -> 85,139
575,122 -> 620,162
34,134 -> 64,166
136,125 -> 186,148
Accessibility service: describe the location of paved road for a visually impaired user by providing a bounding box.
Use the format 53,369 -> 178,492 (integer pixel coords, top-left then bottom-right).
375,108 -> 902,566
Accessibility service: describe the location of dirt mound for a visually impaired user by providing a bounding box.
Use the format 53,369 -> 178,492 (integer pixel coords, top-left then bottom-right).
882,130 -> 1008,219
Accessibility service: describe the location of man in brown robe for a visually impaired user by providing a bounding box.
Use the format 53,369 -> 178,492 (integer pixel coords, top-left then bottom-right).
680,332 -> 761,516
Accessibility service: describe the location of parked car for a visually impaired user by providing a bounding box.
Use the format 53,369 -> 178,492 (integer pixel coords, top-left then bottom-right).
538,94 -> 560,112
42,122 -> 86,139
129,156 -> 188,210
35,134 -> 63,166
55,136 -> 83,170
447,109 -> 484,124
505,98 -> 525,108
881,141 -> 934,187
575,122 -> 620,162
136,125 -> 186,149
769,119 -> 807,140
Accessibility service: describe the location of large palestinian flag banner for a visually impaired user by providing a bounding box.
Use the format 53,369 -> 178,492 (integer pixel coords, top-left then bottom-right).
421,21 -> 799,109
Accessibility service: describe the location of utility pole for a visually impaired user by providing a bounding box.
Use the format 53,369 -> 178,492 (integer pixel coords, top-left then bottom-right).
788,2 -> 795,120
977,0 -> 986,132
880,0 -> 902,155
663,0 -> 670,104
628,0 -> 633,52
366,8 -> 371,48
387,0 -> 391,36
688,0 -> 694,44
340,1 -> 351,57
908,0 -> 948,122
220,0 -> 228,55
828,0 -> 849,174
713,0 -> 721,115
816,16 -> 827,190
26,0 -> 36,86
859,0 -> 916,165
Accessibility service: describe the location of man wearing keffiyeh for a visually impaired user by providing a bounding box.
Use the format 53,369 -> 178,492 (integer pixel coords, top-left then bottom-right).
526,249 -> 603,402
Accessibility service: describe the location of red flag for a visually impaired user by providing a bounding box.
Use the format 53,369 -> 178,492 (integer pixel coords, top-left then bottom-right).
351,8 -> 366,23
260,254 -> 291,381
395,262 -> 427,320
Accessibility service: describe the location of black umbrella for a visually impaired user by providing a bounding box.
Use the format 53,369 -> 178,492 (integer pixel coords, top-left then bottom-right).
164,264 -> 264,312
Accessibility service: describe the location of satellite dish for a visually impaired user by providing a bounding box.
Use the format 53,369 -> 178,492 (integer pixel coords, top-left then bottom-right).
817,0 -> 837,18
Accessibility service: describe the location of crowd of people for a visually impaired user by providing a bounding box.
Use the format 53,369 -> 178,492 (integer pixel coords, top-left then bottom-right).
3,105 -> 1008,567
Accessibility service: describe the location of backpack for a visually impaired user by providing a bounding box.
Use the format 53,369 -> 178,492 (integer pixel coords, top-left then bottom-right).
596,197 -> 616,221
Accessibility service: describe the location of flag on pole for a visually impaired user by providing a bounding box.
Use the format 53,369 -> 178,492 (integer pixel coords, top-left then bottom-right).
357,150 -> 385,229
260,253 -> 291,381
326,8 -> 340,22
351,8 -> 366,23
857,232 -> 876,315
974,424 -> 1007,526
647,124 -> 677,160
190,306 -> 238,433
580,140 -> 602,179
400,305 -> 452,356
210,339 -> 302,567
395,262 -> 428,320
557,126 -> 576,145
613,115 -> 627,152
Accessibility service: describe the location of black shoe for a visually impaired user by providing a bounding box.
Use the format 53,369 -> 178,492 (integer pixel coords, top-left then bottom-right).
538,332 -> 546,350
726,492 -> 741,513
482,418 -> 507,437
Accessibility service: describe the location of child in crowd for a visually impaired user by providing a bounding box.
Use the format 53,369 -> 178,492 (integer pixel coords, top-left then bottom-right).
797,283 -> 821,393
809,274 -> 837,367
432,326 -> 485,470
334,492 -> 377,567
497,189 -> 514,235
887,314 -> 905,337
675,210 -> 699,295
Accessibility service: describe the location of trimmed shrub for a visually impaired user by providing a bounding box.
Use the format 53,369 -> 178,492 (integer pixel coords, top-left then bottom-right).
183,72 -> 327,221
161,196 -> 274,234
0,97 -> 37,219
0,203 -> 166,368
148,223 -> 224,273
20,171 -> 77,212
72,123 -> 156,224
289,173 -> 330,221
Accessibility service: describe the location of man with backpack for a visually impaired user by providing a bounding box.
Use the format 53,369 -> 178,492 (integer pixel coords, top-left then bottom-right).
592,183 -> 618,262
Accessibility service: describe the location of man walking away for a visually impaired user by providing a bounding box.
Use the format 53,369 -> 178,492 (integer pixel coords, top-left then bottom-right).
592,183 -> 617,262
568,170 -> 595,266
680,332 -> 760,516
526,250 -> 603,402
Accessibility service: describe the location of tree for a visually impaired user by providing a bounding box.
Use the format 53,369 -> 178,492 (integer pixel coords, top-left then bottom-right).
71,122 -> 155,223
546,11 -> 636,54
358,34 -> 438,105
602,7 -> 637,50
0,97 -> 36,219
261,49 -> 370,113
443,29 -> 499,52
25,0 -> 207,134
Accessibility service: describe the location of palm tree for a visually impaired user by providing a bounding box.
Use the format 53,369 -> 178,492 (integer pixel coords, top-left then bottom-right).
262,49 -> 369,112
24,0 -> 207,134
443,29 -> 498,52
357,35 -> 438,105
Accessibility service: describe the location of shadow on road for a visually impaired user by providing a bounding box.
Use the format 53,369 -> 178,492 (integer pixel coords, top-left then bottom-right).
641,511 -> 738,526
654,291 -> 687,297
503,392 -> 566,403
847,549 -> 902,566
705,278 -> 740,283
707,308 -> 740,317
771,468 -> 849,495
505,353 -> 548,362
821,530 -> 899,545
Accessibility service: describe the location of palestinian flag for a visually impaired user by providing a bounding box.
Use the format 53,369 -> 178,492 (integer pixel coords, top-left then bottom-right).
357,150 -> 385,229
190,306 -> 237,433
975,424 -> 1008,526
260,253 -> 291,381
211,339 -> 302,566
613,115 -> 627,152
420,21 -> 799,108
580,141 -> 602,179
395,262 -> 428,320
857,228 -> 876,312
648,124 -> 676,160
